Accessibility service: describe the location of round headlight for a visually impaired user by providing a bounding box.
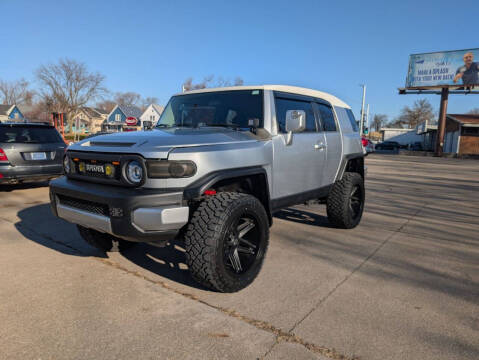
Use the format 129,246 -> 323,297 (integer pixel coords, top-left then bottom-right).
126,160 -> 143,184
63,156 -> 70,174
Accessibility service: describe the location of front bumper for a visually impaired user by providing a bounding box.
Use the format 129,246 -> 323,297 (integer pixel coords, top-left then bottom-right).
0,163 -> 62,184
49,177 -> 189,244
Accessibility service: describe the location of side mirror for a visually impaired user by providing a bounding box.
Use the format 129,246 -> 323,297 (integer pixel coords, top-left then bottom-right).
285,110 -> 306,145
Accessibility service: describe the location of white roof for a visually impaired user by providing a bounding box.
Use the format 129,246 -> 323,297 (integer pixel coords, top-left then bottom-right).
174,85 -> 351,109
151,104 -> 164,114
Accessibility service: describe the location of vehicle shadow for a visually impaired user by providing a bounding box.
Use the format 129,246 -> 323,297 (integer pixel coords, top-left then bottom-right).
121,240 -> 206,290
0,181 -> 50,192
15,203 -> 205,290
274,207 -> 335,228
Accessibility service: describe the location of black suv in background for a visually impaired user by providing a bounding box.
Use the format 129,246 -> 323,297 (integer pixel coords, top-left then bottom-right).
0,122 -> 66,185
375,141 -> 401,151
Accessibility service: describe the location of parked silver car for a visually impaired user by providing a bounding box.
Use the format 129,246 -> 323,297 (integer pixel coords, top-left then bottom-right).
0,122 -> 65,184
49,85 -> 365,292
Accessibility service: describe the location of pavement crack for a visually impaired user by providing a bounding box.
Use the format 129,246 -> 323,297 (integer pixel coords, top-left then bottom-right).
12,217 -> 357,360
96,257 -> 359,360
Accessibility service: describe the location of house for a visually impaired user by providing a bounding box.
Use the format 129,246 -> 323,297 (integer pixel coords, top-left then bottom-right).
0,104 -> 25,122
103,104 -> 143,132
72,107 -> 109,134
416,121 -> 438,151
140,104 -> 164,128
379,128 -> 423,145
443,114 -> 479,155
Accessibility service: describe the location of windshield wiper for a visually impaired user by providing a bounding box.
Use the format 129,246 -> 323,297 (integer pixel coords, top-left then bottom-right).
201,123 -> 241,130
156,124 -> 193,129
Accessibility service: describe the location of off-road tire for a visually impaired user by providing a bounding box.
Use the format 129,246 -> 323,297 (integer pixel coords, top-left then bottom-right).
326,172 -> 365,229
184,192 -> 269,293
77,225 -> 136,252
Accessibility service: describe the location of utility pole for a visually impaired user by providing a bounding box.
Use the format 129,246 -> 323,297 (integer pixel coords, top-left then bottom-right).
366,104 -> 370,134
359,84 -> 366,135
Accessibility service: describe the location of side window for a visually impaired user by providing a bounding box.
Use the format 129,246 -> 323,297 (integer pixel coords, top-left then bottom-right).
275,98 -> 316,133
346,109 -> 359,132
317,103 -> 337,132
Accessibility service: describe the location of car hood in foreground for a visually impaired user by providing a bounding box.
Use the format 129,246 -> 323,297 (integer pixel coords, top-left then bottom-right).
68,128 -> 259,158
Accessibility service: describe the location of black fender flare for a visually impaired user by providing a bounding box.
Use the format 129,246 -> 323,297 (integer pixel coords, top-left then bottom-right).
183,166 -> 272,223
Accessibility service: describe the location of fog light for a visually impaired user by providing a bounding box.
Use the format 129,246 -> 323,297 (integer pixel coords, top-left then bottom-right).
79,162 -> 85,173
105,164 -> 115,177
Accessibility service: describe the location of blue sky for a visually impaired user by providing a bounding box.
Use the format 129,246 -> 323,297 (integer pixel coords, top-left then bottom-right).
1,0 -> 478,121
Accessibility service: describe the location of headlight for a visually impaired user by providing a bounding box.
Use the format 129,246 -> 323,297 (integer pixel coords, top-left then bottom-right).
146,160 -> 196,178
125,160 -> 144,184
63,156 -> 71,174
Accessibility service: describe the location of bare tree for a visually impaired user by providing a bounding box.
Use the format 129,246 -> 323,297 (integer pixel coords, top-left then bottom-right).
468,108 -> 479,115
36,58 -> 106,131
182,75 -> 243,91
234,77 -> 244,86
114,91 -> 141,106
141,96 -> 159,111
215,76 -> 231,87
0,78 -> 35,105
371,114 -> 388,132
95,100 -> 116,113
397,99 -> 435,129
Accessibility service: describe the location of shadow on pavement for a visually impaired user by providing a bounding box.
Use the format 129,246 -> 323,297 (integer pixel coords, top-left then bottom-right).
15,203 -> 204,289
274,207 -> 335,228
122,240 -> 207,290
0,181 -> 50,192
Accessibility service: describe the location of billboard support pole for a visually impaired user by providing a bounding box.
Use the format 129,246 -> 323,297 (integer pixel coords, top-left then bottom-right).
435,87 -> 449,156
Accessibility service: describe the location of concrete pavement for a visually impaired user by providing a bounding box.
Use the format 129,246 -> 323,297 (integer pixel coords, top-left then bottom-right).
0,154 -> 478,359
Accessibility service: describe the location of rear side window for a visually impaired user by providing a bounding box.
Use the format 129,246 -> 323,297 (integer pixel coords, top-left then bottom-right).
0,126 -> 63,143
346,109 -> 359,132
317,104 -> 337,132
275,98 -> 316,133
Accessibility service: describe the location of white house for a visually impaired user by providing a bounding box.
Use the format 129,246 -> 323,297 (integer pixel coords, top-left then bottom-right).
140,104 -> 164,128
379,128 -> 423,145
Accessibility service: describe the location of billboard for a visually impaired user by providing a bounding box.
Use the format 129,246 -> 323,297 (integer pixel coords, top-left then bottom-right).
406,48 -> 479,88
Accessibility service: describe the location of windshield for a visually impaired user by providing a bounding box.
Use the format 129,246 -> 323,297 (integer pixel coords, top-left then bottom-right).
157,90 -> 263,129
0,126 -> 63,144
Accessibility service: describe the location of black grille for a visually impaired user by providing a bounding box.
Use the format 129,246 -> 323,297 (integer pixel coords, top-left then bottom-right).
57,195 -> 109,216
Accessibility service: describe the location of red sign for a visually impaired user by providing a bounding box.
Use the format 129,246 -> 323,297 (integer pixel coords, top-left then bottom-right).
125,117 -> 137,126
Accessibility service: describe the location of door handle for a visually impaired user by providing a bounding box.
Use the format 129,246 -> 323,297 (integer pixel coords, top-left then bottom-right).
314,143 -> 326,150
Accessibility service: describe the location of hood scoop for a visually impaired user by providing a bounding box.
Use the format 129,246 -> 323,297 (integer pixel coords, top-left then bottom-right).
88,141 -> 136,147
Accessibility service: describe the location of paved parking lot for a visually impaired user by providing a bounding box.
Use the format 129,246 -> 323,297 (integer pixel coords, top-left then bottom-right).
1,154 -> 478,360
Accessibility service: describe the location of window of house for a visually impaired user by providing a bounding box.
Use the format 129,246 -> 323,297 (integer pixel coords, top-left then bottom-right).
115,114 -> 121,122
275,98 -> 317,133
462,127 -> 479,135
317,103 -> 337,132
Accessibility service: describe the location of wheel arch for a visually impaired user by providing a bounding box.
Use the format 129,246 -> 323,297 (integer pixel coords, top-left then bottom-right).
183,167 -> 273,225
336,153 -> 365,181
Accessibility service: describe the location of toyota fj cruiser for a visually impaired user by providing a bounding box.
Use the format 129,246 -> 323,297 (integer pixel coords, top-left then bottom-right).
49,85 -> 365,292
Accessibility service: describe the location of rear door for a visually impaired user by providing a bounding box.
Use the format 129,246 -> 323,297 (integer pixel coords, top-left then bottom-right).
313,102 -> 342,187
0,125 -> 65,167
271,95 -> 326,200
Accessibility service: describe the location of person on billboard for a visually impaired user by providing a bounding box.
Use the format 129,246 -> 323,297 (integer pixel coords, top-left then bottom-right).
453,52 -> 479,85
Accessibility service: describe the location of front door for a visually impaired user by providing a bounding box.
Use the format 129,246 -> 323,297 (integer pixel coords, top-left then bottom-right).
271,96 -> 326,202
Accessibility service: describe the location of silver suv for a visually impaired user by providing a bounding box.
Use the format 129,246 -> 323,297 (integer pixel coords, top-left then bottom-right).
50,85 -> 365,292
